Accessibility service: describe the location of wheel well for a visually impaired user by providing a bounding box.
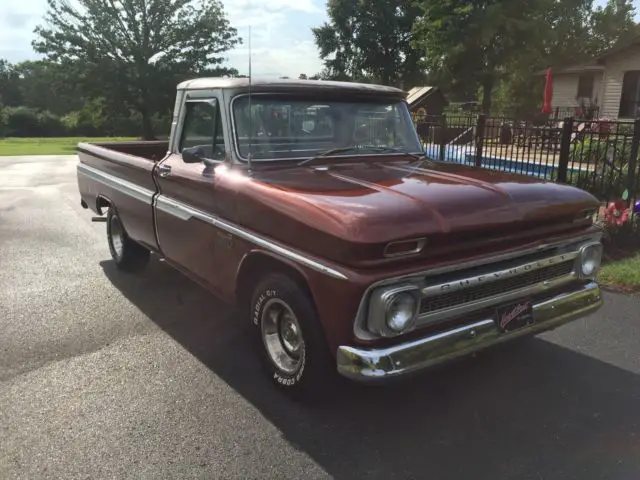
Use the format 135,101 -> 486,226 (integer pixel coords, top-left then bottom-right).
236,253 -> 312,309
96,195 -> 111,215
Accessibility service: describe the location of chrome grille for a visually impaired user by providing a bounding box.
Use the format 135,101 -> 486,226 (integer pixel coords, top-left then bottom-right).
419,260 -> 574,315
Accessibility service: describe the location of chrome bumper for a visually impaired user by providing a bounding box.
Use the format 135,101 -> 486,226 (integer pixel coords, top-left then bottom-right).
337,281 -> 603,383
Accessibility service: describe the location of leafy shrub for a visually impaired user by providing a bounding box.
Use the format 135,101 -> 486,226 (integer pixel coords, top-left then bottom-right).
564,135 -> 637,200
0,105 -> 7,138
37,110 -> 66,136
4,106 -> 42,136
597,200 -> 640,256
2,106 -> 69,136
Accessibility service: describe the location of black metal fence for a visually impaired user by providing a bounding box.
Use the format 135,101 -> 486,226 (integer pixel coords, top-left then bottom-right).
413,113 -> 640,202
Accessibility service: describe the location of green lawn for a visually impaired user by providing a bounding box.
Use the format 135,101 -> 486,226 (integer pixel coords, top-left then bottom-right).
598,253 -> 640,292
0,137 -> 138,156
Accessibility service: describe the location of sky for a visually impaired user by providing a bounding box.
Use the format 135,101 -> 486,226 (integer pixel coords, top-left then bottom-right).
0,0 -> 329,78
0,0 -> 636,79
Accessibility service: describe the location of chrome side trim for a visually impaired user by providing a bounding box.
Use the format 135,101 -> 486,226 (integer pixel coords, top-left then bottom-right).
155,195 -> 192,221
337,281 -> 603,382
421,252 -> 578,297
77,162 -> 154,204
155,195 -> 348,280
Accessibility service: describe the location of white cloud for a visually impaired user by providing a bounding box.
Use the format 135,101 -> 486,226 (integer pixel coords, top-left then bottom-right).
0,1 -> 44,63
227,0 -> 321,14
228,39 -> 323,78
223,0 -> 327,77
0,0 -> 327,78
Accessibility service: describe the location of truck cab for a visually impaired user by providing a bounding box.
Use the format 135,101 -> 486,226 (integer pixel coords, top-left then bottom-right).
77,78 -> 604,400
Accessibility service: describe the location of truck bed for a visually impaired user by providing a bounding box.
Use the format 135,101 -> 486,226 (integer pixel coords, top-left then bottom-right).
76,140 -> 169,253
84,140 -> 169,162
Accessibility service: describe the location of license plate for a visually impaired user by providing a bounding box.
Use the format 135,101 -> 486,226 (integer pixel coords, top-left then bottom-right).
495,300 -> 533,332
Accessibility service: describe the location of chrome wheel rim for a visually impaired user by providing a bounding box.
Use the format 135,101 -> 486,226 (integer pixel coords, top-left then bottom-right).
109,215 -> 124,261
261,298 -> 305,375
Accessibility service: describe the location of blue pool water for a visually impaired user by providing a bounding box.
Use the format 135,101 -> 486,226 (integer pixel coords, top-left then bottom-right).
423,143 -> 557,179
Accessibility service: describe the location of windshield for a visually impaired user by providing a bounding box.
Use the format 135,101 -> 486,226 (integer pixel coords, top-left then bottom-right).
231,95 -> 422,161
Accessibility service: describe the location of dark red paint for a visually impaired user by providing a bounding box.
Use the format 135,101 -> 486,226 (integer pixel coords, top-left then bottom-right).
77,141 -> 600,354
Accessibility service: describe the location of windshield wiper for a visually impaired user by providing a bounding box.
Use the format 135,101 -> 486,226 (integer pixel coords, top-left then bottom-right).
358,145 -> 424,161
297,146 -> 363,166
298,144 -> 424,167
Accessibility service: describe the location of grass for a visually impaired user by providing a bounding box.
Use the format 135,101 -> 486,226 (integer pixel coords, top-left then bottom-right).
598,253 -> 640,293
0,137 -> 138,156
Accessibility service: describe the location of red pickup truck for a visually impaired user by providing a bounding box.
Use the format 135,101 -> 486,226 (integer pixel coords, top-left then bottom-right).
77,78 -> 604,399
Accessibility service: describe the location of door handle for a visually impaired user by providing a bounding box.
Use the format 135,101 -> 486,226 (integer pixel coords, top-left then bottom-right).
158,164 -> 172,178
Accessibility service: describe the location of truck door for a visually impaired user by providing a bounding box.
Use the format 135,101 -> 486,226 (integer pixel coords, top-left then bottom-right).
154,96 -> 227,291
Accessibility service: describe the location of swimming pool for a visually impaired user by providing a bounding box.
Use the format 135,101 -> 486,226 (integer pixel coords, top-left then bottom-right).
423,143 -> 589,179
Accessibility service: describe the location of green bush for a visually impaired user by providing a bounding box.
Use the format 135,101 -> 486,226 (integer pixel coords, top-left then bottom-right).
4,106 -> 43,136
2,106 -> 69,136
564,136 -> 637,200
2,101 -> 178,139
37,110 -> 66,136
0,105 -> 7,138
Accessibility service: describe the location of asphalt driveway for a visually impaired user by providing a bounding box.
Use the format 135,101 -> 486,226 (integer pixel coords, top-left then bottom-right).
1,155 -> 639,479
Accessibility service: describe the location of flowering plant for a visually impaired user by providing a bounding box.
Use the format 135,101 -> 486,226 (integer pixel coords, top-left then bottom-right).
603,200 -> 631,228
597,199 -> 640,256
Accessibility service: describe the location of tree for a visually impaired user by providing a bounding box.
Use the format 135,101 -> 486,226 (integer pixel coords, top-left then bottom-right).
33,0 -> 241,139
589,0 -> 639,54
313,0 -> 425,87
12,60 -> 84,115
489,0 -> 638,117
0,60 -> 23,107
488,0 -> 595,116
413,0 -> 557,114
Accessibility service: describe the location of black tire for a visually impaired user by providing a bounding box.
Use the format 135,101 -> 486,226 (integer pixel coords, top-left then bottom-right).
250,273 -> 336,401
106,208 -> 150,273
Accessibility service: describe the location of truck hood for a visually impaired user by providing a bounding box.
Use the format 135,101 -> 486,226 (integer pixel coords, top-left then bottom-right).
240,160 -> 599,245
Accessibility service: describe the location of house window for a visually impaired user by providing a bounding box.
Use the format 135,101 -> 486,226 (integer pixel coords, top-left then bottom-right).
619,70 -> 640,118
577,74 -> 594,99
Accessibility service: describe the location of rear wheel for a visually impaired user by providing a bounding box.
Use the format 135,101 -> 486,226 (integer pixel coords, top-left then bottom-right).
250,273 -> 336,400
106,208 -> 150,272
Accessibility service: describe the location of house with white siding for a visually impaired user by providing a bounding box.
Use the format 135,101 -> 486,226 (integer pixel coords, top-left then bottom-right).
543,35 -> 640,120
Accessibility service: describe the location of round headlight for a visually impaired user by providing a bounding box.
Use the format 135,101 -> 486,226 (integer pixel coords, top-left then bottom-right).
386,292 -> 418,332
580,244 -> 603,277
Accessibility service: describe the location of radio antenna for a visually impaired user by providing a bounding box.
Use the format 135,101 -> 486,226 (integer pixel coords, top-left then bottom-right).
247,25 -> 253,173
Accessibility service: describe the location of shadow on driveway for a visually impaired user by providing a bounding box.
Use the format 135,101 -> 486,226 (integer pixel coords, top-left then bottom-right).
100,259 -> 640,479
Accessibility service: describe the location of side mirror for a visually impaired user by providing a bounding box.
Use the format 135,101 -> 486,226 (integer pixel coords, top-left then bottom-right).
182,146 -> 204,163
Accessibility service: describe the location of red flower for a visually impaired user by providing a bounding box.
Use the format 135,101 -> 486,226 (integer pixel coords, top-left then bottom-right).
604,200 -> 630,227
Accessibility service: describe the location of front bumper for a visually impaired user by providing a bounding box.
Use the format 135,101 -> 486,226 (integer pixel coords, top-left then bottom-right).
336,281 -> 602,383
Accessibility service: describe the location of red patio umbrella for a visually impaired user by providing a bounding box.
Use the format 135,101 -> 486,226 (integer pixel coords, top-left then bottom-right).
542,68 -> 553,114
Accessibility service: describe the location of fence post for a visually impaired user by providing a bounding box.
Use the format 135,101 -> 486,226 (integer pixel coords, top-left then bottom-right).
439,114 -> 447,162
557,116 -> 574,183
626,118 -> 640,201
475,113 -> 486,167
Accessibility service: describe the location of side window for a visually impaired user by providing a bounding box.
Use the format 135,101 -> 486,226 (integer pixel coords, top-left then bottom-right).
179,100 -> 226,160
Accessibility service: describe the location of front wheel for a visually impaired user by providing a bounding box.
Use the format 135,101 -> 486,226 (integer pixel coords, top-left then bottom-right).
106,208 -> 150,273
250,273 -> 336,400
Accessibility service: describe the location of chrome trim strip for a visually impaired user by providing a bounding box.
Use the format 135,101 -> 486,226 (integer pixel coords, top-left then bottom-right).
155,195 -> 348,280
77,162 -> 154,204
421,252 -> 578,297
338,281 -> 603,382
155,195 -> 192,221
